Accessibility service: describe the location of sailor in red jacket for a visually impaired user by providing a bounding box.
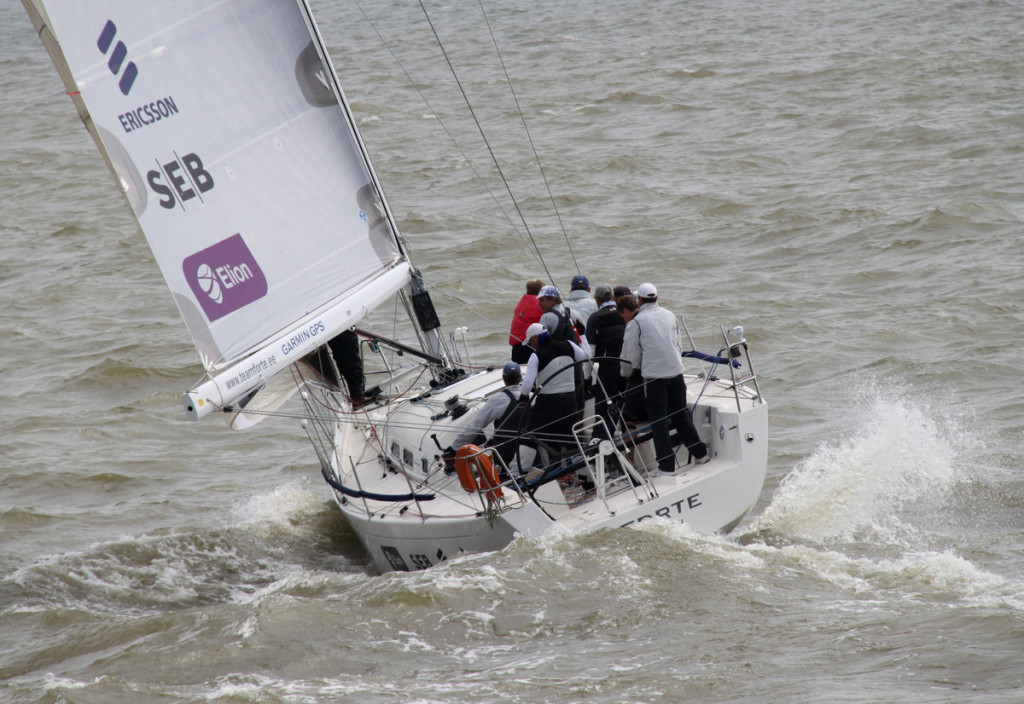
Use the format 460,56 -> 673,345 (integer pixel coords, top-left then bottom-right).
508,278 -> 545,363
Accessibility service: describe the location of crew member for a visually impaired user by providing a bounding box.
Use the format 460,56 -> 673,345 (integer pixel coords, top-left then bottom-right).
620,283 -> 709,473
537,285 -> 576,342
327,329 -> 370,407
446,362 -> 524,469
565,274 -> 597,330
509,322 -> 590,475
585,283 -> 627,437
508,279 -> 544,363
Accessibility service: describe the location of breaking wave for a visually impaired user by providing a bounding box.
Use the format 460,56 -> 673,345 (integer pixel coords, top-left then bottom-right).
750,385 -> 975,545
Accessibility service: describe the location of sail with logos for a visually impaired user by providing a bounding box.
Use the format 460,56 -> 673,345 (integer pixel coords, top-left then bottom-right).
22,0 -> 416,419
27,0 -> 769,574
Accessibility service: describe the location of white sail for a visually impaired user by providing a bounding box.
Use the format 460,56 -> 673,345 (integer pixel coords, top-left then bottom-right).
24,0 -> 412,418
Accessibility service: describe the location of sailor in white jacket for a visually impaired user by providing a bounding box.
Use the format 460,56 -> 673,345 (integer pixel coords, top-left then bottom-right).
620,283 -> 709,473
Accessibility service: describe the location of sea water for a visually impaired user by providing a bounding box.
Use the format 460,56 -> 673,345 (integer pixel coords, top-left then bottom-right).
2,0 -> 1023,701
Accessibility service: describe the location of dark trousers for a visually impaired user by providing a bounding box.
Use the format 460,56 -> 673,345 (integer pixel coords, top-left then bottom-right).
622,374 -> 647,423
510,343 -> 533,364
328,330 -> 364,397
644,375 -> 707,472
525,392 -> 577,451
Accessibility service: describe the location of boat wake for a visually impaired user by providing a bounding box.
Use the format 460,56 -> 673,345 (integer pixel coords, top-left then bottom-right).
635,384 -> 1024,612
2,485 -> 370,625
228,480 -> 327,537
750,389 -> 970,546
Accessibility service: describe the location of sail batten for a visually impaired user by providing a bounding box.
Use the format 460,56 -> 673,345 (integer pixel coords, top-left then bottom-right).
24,0 -> 411,411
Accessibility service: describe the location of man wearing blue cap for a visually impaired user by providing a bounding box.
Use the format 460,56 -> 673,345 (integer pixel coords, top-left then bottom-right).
538,283 -> 592,417
447,361 -> 524,468
536,285 -> 575,342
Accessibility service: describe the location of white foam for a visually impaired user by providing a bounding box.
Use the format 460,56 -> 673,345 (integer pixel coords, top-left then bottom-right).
752,388 -> 969,544
229,479 -> 323,533
43,673 -> 108,691
634,520 -> 1024,612
635,518 -> 769,570
765,544 -> 1024,611
420,562 -> 506,594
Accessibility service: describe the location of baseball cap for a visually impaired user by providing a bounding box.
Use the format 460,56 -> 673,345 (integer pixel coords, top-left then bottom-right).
502,361 -> 521,378
637,282 -> 657,299
612,284 -> 632,298
538,285 -> 561,299
570,275 -> 589,290
524,322 -> 545,344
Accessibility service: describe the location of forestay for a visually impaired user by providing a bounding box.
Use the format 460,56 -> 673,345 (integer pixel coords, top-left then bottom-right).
23,0 -> 412,419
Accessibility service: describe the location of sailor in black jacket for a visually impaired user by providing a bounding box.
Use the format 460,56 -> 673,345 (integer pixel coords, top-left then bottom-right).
509,322 -> 589,475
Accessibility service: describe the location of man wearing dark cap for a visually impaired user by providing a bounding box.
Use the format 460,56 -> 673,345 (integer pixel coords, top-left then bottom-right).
565,274 -> 597,328
620,283 -> 709,472
447,361 -> 524,468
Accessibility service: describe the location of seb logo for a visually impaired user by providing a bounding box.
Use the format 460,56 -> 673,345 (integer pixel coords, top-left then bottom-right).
97,20 -> 138,96
183,234 -> 268,322
148,152 -> 214,210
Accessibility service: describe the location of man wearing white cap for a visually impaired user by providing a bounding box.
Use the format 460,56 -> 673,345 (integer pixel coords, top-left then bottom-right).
509,321 -> 590,475
620,283 -> 709,472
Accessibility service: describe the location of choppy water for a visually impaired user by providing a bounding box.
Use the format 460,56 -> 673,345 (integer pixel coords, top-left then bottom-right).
3,0 -> 1024,702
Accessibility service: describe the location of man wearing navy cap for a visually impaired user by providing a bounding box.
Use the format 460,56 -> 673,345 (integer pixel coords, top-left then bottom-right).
447,361 -> 524,468
565,274 -> 597,327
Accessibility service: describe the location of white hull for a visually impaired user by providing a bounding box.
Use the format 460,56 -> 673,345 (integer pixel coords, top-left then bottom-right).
318,364 -> 767,573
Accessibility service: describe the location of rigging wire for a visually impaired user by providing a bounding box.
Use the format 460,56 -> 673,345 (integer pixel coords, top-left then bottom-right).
350,0 -> 548,268
417,0 -> 554,284
476,0 -> 579,274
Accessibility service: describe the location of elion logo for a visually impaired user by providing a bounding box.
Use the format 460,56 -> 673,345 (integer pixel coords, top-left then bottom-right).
195,263 -> 223,303
183,235 -> 268,322
195,261 -> 255,304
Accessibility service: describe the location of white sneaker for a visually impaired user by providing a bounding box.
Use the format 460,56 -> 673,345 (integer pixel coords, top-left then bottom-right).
694,454 -> 711,465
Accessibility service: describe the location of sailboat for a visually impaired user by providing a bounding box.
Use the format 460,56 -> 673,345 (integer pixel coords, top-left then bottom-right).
24,0 -> 768,573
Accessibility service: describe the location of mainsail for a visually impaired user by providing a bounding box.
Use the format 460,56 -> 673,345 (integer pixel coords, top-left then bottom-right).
24,0 -> 413,420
